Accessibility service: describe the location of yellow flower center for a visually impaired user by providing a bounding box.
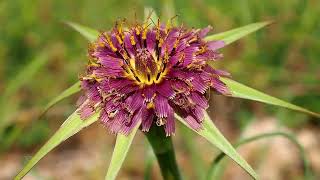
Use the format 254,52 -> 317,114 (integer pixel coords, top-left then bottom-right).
124,48 -> 167,86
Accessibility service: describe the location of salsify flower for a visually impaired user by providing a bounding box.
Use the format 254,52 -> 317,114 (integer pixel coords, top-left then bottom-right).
77,19 -> 231,136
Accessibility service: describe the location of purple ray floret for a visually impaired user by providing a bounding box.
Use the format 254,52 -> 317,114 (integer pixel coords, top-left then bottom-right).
77,20 -> 231,136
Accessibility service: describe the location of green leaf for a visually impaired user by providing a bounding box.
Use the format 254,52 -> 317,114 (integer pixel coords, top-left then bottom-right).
105,121 -> 141,180
221,78 -> 320,118
14,110 -> 99,180
175,112 -> 258,179
207,131 -> 313,180
42,82 -> 81,114
65,21 -> 99,42
205,21 -> 272,45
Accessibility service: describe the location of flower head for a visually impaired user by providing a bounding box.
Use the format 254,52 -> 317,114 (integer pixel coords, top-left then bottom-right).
77,19 -> 230,136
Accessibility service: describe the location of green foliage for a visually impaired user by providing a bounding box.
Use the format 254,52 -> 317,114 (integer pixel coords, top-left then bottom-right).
205,21 -> 272,45
65,22 -> 99,42
206,131 -> 313,180
42,81 -> 81,114
105,122 -> 141,180
14,111 -> 99,179
175,112 -> 258,179
221,78 -> 320,118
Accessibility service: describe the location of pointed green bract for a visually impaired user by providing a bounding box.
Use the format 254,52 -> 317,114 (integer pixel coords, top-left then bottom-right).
42,82 -> 81,114
175,112 -> 258,179
205,21 -> 272,45
207,131 -> 312,180
221,78 -> 320,118
105,121 -> 141,180
66,21 -> 99,42
14,111 -> 99,180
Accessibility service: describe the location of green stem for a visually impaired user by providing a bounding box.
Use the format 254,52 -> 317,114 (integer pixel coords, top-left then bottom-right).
145,125 -> 182,180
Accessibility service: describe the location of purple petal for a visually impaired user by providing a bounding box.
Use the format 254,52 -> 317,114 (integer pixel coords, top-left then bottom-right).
154,95 -> 170,118
164,108 -> 175,136
207,40 -> 225,51
184,115 -> 202,130
125,92 -> 144,114
124,32 -> 135,57
192,106 -> 205,122
204,65 -> 231,77
141,108 -> 154,132
157,80 -> 175,99
121,109 -> 142,135
190,92 -> 208,108
108,110 -> 127,134
198,26 -> 212,38
191,76 -> 209,94
143,86 -> 156,102
211,78 -> 230,95
146,30 -> 156,54
78,103 -> 95,119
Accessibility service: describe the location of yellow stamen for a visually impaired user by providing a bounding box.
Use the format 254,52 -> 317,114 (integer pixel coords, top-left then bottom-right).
103,32 -> 117,52
146,102 -> 154,109
130,35 -> 136,45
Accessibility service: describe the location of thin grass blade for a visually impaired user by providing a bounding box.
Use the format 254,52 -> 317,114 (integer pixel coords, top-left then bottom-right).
105,121 -> 141,180
205,21 -> 272,45
65,21 -> 99,42
221,78 -> 320,118
42,82 -> 81,114
207,131 -> 313,180
175,112 -> 258,179
14,111 -> 99,180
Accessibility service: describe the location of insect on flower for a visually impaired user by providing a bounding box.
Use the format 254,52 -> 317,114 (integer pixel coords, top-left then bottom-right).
77,16 -> 231,136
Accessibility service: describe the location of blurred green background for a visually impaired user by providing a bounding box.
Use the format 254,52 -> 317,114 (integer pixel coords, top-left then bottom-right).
1,0 -> 320,179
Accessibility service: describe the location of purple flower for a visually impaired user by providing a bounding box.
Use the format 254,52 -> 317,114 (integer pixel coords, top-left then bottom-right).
77,20 -> 231,136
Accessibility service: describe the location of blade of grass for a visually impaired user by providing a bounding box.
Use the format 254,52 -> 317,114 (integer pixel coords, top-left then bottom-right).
204,21 -> 272,45
207,131 -> 313,180
65,21 -> 99,42
221,78 -> 320,118
175,112 -> 258,179
42,81 -> 81,114
14,110 -> 99,180
105,121 -> 141,180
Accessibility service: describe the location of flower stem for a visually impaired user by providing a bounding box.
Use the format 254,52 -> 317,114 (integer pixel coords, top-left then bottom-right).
145,125 -> 182,180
